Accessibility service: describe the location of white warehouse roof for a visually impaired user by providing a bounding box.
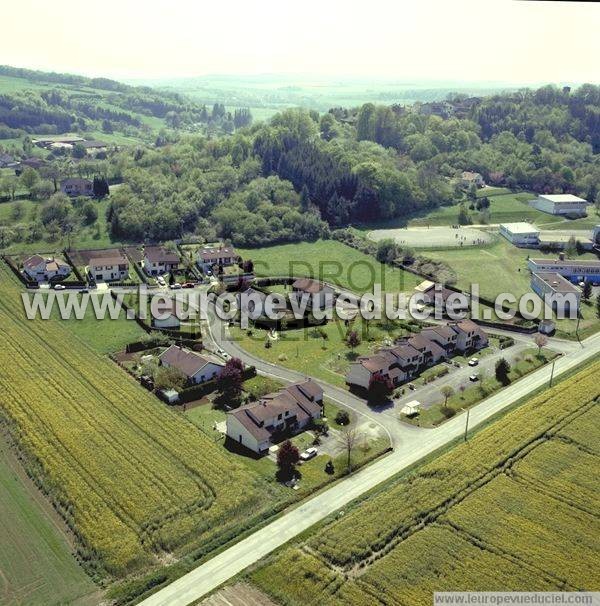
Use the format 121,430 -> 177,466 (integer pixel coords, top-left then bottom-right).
538,194 -> 587,204
501,222 -> 540,234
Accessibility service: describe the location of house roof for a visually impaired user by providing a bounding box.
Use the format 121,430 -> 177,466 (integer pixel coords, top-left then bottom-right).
359,353 -> 395,373
228,380 -> 323,442
199,247 -> 239,262
144,246 -> 179,264
23,255 -> 69,271
292,278 -> 335,294
422,325 -> 457,340
389,343 -> 421,362
461,171 -> 482,180
159,345 -> 221,378
61,178 -> 92,187
80,140 -> 108,148
407,334 -> 446,359
89,253 -> 127,267
20,157 -> 46,168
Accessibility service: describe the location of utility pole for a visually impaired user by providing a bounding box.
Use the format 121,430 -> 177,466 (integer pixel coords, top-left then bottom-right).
549,359 -> 556,387
464,408 -> 470,442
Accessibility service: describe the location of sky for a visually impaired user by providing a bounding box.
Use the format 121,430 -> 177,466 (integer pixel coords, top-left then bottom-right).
2,0 -> 599,83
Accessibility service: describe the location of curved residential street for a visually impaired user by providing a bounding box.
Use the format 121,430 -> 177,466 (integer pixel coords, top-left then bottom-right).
138,290 -> 600,606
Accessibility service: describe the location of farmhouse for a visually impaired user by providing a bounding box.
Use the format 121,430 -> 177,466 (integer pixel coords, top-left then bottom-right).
499,222 -> 540,247
460,171 -> 485,189
226,380 -> 323,454
527,257 -> 600,285
32,135 -> 84,148
158,345 -> 224,384
197,246 -> 240,273
80,140 -> 109,155
530,272 -> 581,315
0,153 -> 17,168
15,157 -> 46,174
143,246 -> 180,276
530,194 -> 589,217
88,251 -> 129,282
60,178 -> 93,197
290,278 -> 336,311
22,254 -> 71,282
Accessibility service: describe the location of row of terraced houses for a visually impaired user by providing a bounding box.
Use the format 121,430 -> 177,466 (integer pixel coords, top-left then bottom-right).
346,320 -> 488,390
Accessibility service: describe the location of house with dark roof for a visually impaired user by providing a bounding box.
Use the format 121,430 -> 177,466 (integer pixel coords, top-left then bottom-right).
226,380 -> 323,454
143,246 -> 180,276
22,254 -> 71,282
158,345 -> 224,384
196,246 -> 240,273
291,278 -> 336,312
347,321 -> 488,390
15,157 -> 46,174
88,250 -> 129,282
60,178 -> 93,197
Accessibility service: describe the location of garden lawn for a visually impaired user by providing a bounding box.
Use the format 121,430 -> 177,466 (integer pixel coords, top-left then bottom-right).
237,240 -> 421,294
230,316 -> 418,388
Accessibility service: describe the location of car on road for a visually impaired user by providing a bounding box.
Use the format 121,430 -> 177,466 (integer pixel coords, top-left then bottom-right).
170,283 -> 182,290
300,447 -> 318,461
408,383 -> 416,391
182,282 -> 195,289
53,284 -> 66,290
468,358 -> 479,367
157,276 -> 166,286
78,288 -> 89,294
469,374 -> 479,382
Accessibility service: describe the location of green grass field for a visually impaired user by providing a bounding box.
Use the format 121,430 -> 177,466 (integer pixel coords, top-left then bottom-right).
356,191 -> 568,231
238,240 -> 421,294
249,360 -> 600,604
0,439 -> 99,606
230,316 -> 418,388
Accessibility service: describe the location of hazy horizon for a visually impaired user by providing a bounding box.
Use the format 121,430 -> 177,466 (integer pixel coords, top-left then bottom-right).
1,0 -> 599,84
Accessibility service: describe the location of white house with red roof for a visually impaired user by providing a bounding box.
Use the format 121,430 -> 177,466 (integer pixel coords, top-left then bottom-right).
22,255 -> 71,282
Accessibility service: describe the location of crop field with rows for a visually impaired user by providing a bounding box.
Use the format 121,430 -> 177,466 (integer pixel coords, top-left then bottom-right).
250,360 -> 600,605
0,265 -> 264,577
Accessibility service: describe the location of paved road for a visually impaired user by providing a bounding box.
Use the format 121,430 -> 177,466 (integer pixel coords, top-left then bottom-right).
139,304 -> 600,606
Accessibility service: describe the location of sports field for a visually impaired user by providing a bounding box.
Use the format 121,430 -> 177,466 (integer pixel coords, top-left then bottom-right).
250,361 -> 600,604
367,225 -> 493,248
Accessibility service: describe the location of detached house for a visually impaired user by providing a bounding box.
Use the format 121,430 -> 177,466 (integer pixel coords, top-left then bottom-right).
290,278 -> 336,312
460,171 -> 485,189
143,246 -> 180,276
448,320 -> 488,352
23,255 -> 71,282
158,345 -> 224,384
60,178 -> 93,197
88,251 -> 129,282
226,380 -> 323,454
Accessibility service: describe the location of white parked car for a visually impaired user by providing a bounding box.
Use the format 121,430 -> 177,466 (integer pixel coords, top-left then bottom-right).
469,374 -> 479,382
300,447 -> 318,461
170,283 -> 182,290
157,276 -> 166,286
468,358 -> 479,367
53,284 -> 66,290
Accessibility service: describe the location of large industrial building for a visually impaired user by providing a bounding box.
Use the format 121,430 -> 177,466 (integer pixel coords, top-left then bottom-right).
530,272 -> 581,315
530,194 -> 589,217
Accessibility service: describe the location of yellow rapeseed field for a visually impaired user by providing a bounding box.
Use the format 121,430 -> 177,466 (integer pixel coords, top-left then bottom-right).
251,360 -> 600,604
0,266 -> 263,576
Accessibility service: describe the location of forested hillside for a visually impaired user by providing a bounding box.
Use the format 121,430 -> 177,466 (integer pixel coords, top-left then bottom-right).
0,71 -> 599,251
0,65 -> 252,142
